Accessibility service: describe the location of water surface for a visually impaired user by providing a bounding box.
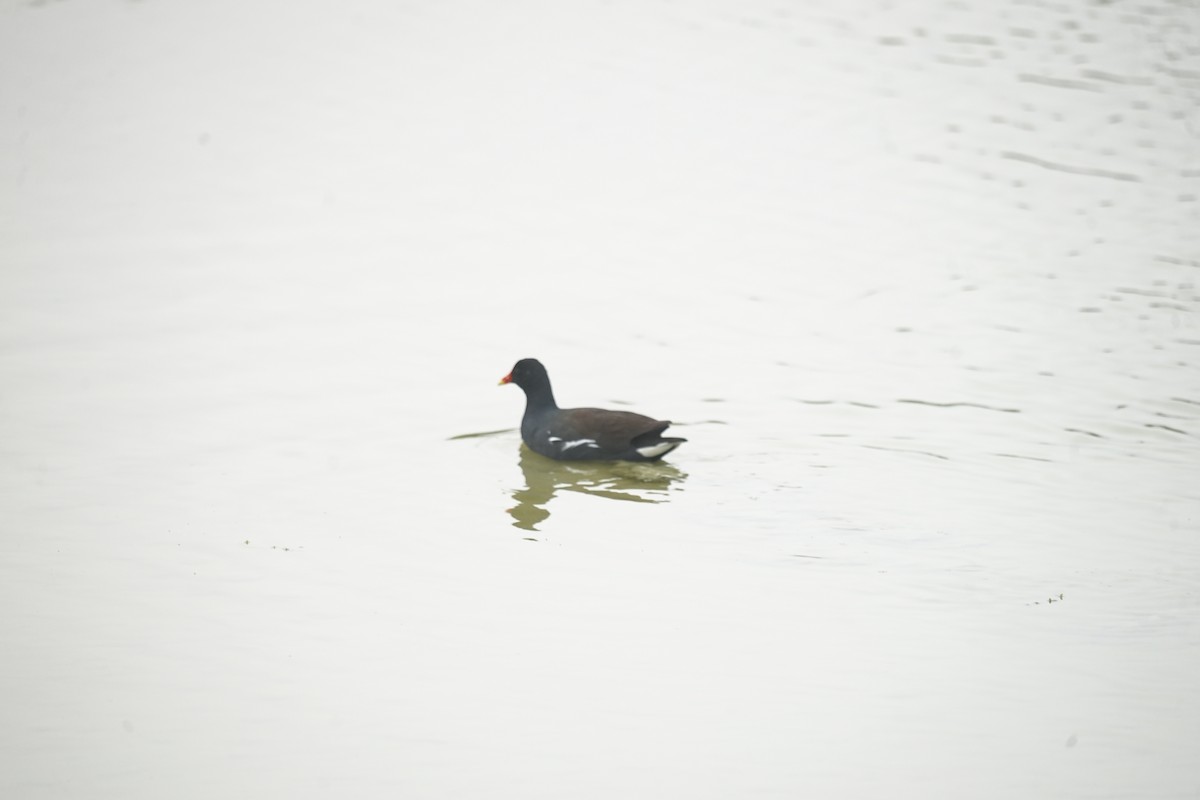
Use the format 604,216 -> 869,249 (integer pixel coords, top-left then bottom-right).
1,1 -> 1197,798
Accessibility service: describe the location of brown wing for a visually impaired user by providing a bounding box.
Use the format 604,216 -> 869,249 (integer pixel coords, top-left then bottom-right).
556,407 -> 669,451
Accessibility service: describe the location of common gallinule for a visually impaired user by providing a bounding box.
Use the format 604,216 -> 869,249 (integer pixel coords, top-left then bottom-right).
499,358 -> 686,462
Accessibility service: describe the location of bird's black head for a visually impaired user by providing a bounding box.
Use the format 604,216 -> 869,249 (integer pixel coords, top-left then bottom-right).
498,358 -> 548,390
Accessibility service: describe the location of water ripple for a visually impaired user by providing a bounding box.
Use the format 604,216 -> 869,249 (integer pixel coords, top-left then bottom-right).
1001,151 -> 1142,182
896,399 -> 1022,413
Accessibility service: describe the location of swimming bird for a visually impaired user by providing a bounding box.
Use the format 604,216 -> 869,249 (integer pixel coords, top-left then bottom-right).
499,358 -> 686,462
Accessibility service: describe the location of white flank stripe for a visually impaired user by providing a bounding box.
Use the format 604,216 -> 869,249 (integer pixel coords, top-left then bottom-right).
560,438 -> 597,451
547,436 -> 562,443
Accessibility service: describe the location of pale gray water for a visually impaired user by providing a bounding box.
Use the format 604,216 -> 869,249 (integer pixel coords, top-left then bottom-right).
1,1 -> 1198,798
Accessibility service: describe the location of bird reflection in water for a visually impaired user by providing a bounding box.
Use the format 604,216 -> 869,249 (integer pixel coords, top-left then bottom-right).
508,445 -> 686,532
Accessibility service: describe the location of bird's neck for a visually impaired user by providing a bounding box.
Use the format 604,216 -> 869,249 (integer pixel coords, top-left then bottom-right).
523,382 -> 557,414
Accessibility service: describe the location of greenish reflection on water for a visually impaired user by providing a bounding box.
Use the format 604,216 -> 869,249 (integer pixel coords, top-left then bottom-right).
508,445 -> 686,532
